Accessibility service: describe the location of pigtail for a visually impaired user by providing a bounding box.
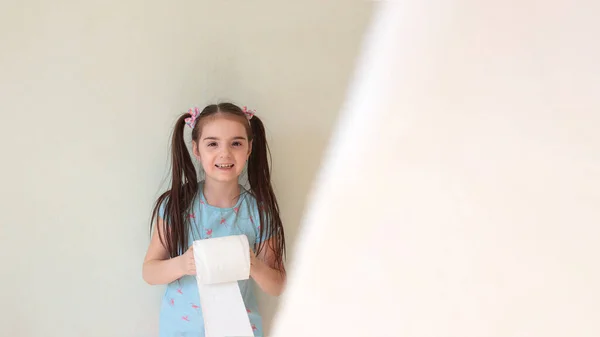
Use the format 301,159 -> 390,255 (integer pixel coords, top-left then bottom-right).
247,116 -> 286,272
151,113 -> 199,258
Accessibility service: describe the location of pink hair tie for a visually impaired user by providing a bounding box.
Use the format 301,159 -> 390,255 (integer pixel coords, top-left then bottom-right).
184,107 -> 201,129
242,106 -> 255,121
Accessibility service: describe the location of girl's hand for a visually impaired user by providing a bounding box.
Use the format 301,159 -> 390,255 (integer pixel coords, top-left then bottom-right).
179,245 -> 196,276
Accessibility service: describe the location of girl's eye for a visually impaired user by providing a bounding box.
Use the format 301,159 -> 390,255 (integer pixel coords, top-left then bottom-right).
232,141 -> 242,147
207,142 -> 217,147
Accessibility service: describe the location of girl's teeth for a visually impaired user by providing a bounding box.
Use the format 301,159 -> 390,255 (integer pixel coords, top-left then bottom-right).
217,164 -> 233,168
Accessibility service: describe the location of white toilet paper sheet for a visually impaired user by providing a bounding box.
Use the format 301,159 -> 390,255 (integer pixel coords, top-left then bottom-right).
193,235 -> 254,337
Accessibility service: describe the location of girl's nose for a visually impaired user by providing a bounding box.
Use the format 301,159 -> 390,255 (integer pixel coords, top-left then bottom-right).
220,148 -> 232,158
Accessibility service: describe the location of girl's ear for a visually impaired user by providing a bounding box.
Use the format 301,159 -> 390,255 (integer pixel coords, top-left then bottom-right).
192,141 -> 201,160
247,140 -> 253,159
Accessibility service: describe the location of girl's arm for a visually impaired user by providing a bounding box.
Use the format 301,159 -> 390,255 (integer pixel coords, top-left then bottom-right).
250,238 -> 287,296
142,217 -> 195,285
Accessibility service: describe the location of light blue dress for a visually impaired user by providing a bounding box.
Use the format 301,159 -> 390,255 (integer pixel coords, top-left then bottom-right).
158,181 -> 269,337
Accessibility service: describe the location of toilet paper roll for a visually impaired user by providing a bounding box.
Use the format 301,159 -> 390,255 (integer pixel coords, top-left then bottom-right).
193,235 -> 254,337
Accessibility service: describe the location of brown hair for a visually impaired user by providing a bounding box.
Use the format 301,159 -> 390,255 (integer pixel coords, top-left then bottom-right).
150,103 -> 285,272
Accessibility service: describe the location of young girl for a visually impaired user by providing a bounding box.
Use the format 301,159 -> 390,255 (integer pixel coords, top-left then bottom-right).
142,103 -> 286,337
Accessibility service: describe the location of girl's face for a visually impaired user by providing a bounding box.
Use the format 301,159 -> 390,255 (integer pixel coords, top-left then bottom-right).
192,114 -> 252,184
